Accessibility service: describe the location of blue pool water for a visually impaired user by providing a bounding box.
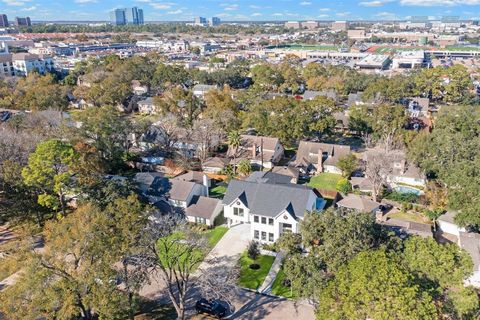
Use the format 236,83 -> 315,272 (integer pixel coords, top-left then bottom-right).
394,185 -> 423,196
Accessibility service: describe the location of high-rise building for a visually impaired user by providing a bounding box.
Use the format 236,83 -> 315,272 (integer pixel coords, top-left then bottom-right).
110,9 -> 126,26
110,7 -> 144,26
208,17 -> 220,26
15,16 -> 31,27
0,14 -> 8,27
194,17 -> 207,26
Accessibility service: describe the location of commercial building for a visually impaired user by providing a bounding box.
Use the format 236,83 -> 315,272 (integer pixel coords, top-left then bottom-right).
15,17 -> 31,27
0,14 -> 8,28
0,42 -> 13,78
331,21 -> 348,31
208,17 -> 221,26
392,51 -> 425,69
11,53 -> 54,76
356,54 -> 391,70
285,21 -> 301,29
110,7 -> 144,25
302,21 -> 319,29
348,29 -> 367,40
194,16 -> 207,26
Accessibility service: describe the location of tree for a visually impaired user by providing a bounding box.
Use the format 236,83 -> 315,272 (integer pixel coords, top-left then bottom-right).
237,159 -> 252,177
228,131 -> 241,175
247,240 -> 260,265
203,88 -> 240,131
317,250 -> 438,320
365,152 -> 392,202
0,203 -> 140,320
139,216 -> 209,320
276,232 -> 302,255
371,104 -> 408,152
335,178 -> 351,194
155,86 -> 202,128
13,73 -> 68,111
191,118 -> 222,164
22,139 -> 78,217
72,106 -> 133,171
423,208 -> 444,232
282,253 -> 327,300
300,209 -> 383,272
407,106 -> 480,228
336,154 -> 357,177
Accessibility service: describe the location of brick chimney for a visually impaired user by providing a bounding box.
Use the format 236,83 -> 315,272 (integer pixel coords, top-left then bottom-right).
317,150 -> 323,173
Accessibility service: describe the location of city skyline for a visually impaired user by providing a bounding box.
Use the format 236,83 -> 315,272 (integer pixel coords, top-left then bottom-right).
0,0 -> 479,22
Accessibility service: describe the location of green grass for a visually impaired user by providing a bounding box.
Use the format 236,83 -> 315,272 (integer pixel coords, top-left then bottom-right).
238,253 -> 275,290
205,226 -> 228,247
306,173 -> 342,191
136,299 -> 177,320
388,211 -> 428,224
209,184 -> 227,198
271,268 -> 297,299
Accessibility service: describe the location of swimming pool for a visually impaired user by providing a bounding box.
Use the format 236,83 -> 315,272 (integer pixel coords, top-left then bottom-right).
394,185 -> 423,196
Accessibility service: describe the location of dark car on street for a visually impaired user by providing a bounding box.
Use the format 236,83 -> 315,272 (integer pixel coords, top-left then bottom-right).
195,298 -> 228,319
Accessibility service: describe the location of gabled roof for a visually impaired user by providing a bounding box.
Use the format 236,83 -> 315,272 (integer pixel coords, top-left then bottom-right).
169,180 -> 198,201
185,196 -> 222,219
172,171 -> 207,185
134,172 -> 167,195
226,135 -> 281,162
294,141 -> 351,166
272,166 -> 300,179
336,194 -> 380,212
202,157 -> 229,168
245,171 -> 293,185
222,179 -> 316,218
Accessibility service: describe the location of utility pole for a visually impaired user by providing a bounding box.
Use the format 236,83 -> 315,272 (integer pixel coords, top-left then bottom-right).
261,138 -> 264,171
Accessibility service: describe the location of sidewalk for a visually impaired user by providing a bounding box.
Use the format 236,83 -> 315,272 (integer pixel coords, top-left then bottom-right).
258,252 -> 284,294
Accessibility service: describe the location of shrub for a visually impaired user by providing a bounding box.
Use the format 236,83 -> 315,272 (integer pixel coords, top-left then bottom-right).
336,178 -> 352,194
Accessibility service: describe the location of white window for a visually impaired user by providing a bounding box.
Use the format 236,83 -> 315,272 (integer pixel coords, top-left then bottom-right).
261,231 -> 266,241
268,218 -> 274,226
261,217 -> 266,224
268,233 -> 274,242
233,207 -> 244,217
254,230 -> 259,239
253,215 -> 259,223
195,217 -> 206,224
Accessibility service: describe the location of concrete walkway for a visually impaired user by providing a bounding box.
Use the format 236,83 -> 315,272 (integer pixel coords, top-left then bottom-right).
258,252 -> 284,294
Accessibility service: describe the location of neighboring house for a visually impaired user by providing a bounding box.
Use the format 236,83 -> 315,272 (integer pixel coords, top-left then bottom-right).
292,141 -> 351,176
437,212 -> 480,288
336,194 -> 381,213
134,172 -> 170,204
271,166 -> 300,184
137,97 -> 158,115
437,211 -> 466,237
131,80 -> 149,95
227,135 -> 284,169
381,218 -> 432,238
302,90 -> 337,102
202,157 -> 229,174
350,176 -> 374,193
192,84 -> 217,98
364,149 -> 426,188
404,97 -> 429,118
222,176 -> 326,243
245,171 -> 293,185
185,196 -> 223,226
167,179 -> 207,209
333,111 -> 350,133
172,171 -> 211,189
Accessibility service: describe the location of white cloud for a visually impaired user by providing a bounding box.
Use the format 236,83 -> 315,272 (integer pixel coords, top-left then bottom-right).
336,11 -> 351,17
359,0 -> 393,7
272,13 -> 284,16
21,5 -> 36,10
224,4 -> 239,11
375,11 -> 397,19
319,8 -> 331,12
150,2 -> 176,10
252,12 -> 262,16
2,0 -> 31,6
74,0 -> 97,3
167,9 -> 182,14
300,1 -> 312,5
400,0 -> 480,5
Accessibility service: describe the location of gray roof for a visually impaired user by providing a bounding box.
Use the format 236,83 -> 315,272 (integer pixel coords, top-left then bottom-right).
138,97 -> 155,106
134,172 -> 167,194
222,179 -> 316,218
185,196 -> 222,219
336,194 -> 380,212
438,211 -> 457,224
459,231 -> 480,271
294,141 -> 351,167
193,84 -> 217,92
169,179 -> 197,201
245,171 -> 293,185
202,157 -> 229,169
173,171 -> 208,185
272,166 -> 300,179
303,90 -> 337,101
382,218 -> 432,238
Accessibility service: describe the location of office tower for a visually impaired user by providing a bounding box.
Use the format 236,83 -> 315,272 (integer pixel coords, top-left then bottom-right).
194,17 -> 207,26
15,17 -> 31,26
0,14 -> 8,27
110,7 -> 144,26
209,17 -> 220,26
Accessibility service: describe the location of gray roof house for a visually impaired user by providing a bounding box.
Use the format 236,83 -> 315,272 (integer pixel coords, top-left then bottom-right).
185,196 -> 223,226
192,84 -> 217,98
272,166 -> 300,183
202,157 -> 229,174
336,194 -> 381,213
292,141 -> 351,175
222,177 -> 326,243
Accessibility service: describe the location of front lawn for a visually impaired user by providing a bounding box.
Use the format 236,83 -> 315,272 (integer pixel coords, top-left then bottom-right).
307,173 -> 342,192
205,226 -> 228,247
387,211 -> 429,224
271,268 -> 297,299
238,253 -> 275,290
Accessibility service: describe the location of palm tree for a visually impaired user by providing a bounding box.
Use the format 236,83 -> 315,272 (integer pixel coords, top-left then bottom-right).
228,130 -> 241,175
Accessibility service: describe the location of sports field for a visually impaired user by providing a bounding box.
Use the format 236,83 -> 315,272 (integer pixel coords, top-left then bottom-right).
368,46 -> 431,54
267,44 -> 340,51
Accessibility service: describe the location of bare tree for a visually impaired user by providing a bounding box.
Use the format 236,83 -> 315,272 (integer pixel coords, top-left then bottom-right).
364,152 -> 393,202
150,113 -> 183,154
191,118 -> 222,164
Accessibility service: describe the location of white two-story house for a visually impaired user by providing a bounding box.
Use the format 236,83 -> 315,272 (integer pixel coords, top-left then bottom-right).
222,177 -> 326,243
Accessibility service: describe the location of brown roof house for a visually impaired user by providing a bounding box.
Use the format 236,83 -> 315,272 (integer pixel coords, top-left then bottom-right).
336,194 -> 381,213
291,141 -> 351,176
202,157 -> 230,174
173,171 -> 211,189
227,135 -> 284,169
185,196 -> 223,226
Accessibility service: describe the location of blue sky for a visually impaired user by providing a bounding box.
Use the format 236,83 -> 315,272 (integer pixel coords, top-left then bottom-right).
1,0 -> 479,22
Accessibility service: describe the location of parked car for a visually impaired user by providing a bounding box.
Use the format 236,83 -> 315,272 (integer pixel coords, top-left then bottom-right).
195,298 -> 228,319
